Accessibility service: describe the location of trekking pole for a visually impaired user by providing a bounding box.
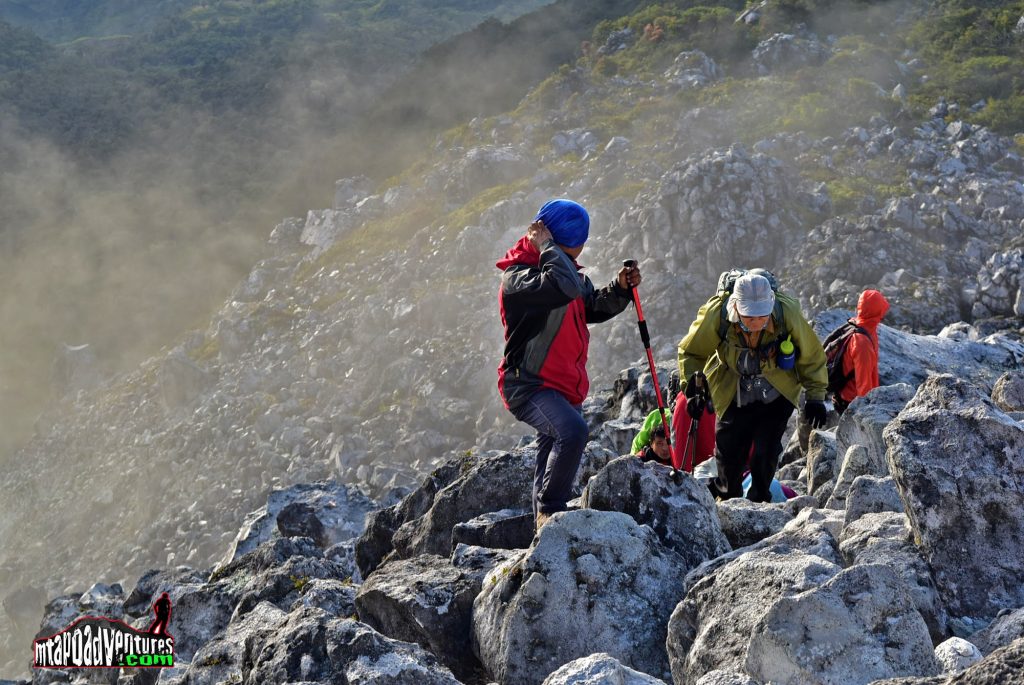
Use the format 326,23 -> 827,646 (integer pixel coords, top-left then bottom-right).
622,260 -> 673,468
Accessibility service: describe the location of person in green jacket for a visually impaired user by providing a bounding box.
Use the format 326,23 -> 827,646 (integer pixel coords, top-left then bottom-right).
678,272 -> 828,502
631,409 -> 672,466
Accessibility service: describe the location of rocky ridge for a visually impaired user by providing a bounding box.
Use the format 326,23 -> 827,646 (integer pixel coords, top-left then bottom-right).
16,346 -> 1024,685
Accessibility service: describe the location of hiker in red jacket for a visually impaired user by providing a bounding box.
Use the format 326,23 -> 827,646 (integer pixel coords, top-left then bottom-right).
834,289 -> 890,414
497,199 -> 639,530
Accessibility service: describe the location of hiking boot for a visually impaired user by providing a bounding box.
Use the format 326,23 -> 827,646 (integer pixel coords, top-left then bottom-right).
535,512 -> 552,532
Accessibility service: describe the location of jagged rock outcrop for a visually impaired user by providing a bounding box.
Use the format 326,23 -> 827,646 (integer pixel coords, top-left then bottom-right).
580,456 -> 731,568
355,449 -> 534,576
884,375 -> 1024,622
746,565 -> 939,684
752,32 -> 831,75
473,510 -> 686,685
244,608 -> 462,684
664,51 -> 721,90
219,480 -> 375,569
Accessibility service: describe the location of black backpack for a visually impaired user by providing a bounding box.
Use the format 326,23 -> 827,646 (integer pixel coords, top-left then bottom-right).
823,320 -> 869,394
715,268 -> 786,341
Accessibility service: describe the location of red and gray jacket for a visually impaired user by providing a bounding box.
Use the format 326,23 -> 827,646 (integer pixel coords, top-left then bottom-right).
497,236 -> 632,409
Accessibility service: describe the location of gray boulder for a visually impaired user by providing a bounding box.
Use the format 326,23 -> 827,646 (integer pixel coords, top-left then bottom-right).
663,50 -> 721,90
473,510 -> 687,685
391,448 -> 534,560
452,509 -> 534,552
992,371 -> 1024,411
695,672 -> 760,685
839,512 -> 947,641
752,33 -> 831,76
219,481 -> 375,569
884,375 -> 1024,620
746,565 -> 939,684
835,384 -> 916,479
355,449 -> 534,577
844,475 -> 905,526
667,547 -> 841,683
355,554 -> 486,680
540,653 -> 668,684
826,445 -> 878,511
933,637 -> 982,674
289,578 -> 357,617
581,456 -> 731,568
177,601 -> 290,685
715,498 -> 794,549
806,429 -> 839,496
246,608 -> 462,684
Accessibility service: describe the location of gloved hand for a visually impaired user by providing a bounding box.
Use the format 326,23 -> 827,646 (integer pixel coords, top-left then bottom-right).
684,373 -> 707,419
686,395 -> 705,419
803,400 -> 828,429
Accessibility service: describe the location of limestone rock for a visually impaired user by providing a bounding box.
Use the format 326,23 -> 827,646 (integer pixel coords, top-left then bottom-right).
581,456 -> 731,569
695,672 -> 760,685
247,608 -> 462,684
806,429 -> 839,495
746,565 -> 939,684
884,375 -> 1024,620
473,510 -> 687,685
839,512 -> 947,641
667,547 -> 841,683
844,475 -> 905,526
451,509 -> 534,552
992,371 -> 1024,411
219,481 -> 375,569
355,554 -> 486,680
540,653 -> 668,684
715,498 -> 794,549
934,637 -> 982,674
391,449 -> 534,560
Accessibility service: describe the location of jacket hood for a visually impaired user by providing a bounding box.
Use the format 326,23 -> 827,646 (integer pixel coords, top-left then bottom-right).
855,289 -> 890,327
496,236 -> 539,270
496,236 -> 583,270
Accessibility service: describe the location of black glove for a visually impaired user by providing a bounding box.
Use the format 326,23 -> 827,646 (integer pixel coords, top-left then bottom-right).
803,400 -> 828,429
684,373 -> 707,418
686,395 -> 705,419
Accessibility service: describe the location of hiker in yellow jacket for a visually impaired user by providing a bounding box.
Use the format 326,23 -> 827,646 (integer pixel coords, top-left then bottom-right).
678,272 -> 827,502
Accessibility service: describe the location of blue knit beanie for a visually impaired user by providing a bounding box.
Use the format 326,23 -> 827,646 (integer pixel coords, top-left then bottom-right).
534,199 -> 589,248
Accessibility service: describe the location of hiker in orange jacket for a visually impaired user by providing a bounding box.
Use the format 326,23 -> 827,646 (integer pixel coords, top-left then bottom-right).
834,289 -> 890,413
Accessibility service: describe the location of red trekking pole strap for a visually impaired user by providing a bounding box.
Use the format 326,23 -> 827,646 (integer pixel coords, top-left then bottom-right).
623,260 -> 672,454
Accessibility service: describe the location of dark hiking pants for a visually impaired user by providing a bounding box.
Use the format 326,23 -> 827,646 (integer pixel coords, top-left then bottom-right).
510,388 -> 588,517
715,395 -> 794,503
